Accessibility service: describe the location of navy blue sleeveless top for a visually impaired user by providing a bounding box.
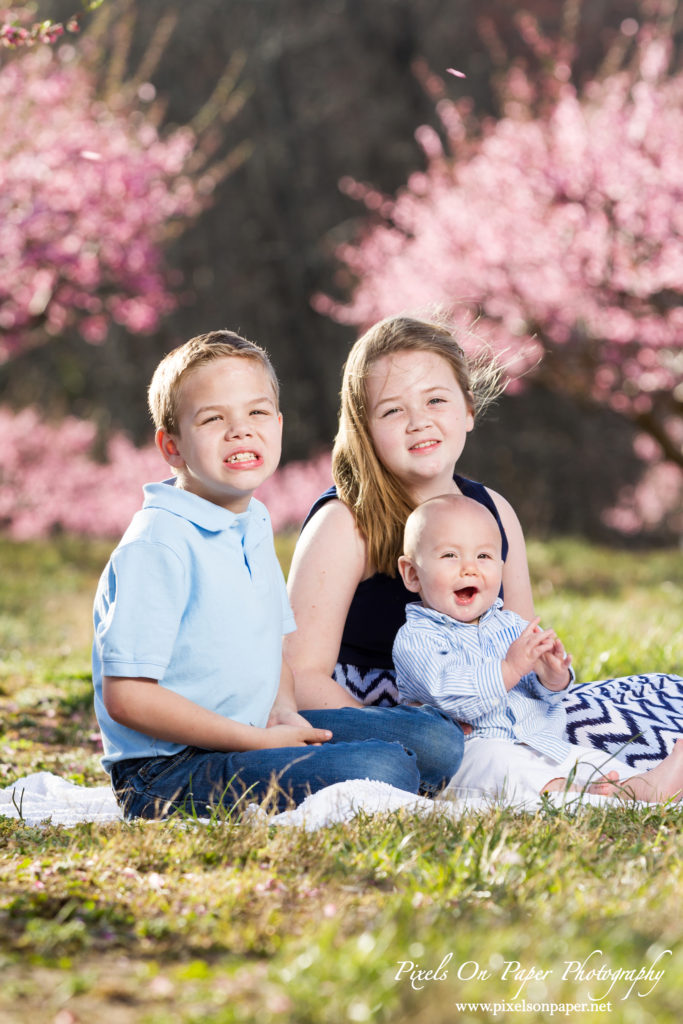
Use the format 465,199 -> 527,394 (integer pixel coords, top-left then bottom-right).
302,474 -> 509,670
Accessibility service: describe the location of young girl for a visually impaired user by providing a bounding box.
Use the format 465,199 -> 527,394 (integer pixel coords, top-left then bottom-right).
285,314 -> 683,769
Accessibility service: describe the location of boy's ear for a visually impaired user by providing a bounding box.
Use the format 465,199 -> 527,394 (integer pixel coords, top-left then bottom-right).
398,555 -> 422,594
156,428 -> 185,468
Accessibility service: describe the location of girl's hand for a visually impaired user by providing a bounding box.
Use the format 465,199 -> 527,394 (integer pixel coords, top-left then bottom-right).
266,705 -> 312,730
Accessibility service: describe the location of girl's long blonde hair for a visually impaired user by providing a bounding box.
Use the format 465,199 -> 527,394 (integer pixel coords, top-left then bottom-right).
332,314 -> 504,576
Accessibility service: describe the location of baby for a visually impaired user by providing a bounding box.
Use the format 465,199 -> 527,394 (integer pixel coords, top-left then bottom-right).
393,494 -> 683,804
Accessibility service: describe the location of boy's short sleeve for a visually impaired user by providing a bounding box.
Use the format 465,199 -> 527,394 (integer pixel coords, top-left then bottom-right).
94,540 -> 190,680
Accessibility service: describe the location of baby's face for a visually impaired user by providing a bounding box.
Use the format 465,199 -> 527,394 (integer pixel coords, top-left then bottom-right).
409,503 -> 503,623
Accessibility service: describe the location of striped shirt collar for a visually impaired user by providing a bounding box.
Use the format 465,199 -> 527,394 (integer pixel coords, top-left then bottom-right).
405,597 -> 504,630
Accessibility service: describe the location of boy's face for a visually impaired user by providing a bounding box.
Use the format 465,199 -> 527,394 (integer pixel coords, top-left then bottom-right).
158,356 -> 283,513
399,502 -> 503,623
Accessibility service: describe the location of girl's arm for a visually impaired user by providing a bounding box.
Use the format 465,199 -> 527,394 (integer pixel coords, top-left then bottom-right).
267,657 -> 327,730
487,487 -> 535,620
285,499 -> 368,710
102,675 -> 331,750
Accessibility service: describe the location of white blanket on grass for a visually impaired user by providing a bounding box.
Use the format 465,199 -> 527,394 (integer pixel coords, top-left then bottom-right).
0,771 -> 636,830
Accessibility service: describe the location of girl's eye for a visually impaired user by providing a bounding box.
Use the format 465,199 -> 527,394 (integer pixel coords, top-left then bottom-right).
478,553 -> 492,560
428,396 -> 446,406
381,407 -> 400,417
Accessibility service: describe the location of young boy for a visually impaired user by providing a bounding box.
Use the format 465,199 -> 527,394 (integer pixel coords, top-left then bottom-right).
393,493 -> 683,804
93,330 -> 428,819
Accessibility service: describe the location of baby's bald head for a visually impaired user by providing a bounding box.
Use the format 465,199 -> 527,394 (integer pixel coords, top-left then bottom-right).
403,494 -> 502,562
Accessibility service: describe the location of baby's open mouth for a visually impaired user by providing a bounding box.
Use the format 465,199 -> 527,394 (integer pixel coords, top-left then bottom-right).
454,586 -> 478,604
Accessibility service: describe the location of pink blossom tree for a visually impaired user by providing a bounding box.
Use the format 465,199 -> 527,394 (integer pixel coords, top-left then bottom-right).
0,0 -> 249,360
315,11 -> 683,527
0,406 -> 332,539
0,44 -> 207,357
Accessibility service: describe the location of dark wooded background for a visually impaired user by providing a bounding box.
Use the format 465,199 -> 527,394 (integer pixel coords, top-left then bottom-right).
2,0 -> 666,540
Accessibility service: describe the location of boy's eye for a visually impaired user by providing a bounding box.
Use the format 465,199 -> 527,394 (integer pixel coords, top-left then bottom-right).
201,414 -> 221,424
477,552 -> 492,560
428,396 -> 446,405
441,552 -> 456,559
250,408 -> 270,416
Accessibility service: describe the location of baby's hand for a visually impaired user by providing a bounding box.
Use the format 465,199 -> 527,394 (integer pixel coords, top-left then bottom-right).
535,637 -> 573,691
503,618 -> 556,688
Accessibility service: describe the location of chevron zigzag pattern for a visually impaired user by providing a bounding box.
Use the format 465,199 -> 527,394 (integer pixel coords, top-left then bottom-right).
332,665 -> 683,769
334,664 -> 400,707
563,674 -> 683,770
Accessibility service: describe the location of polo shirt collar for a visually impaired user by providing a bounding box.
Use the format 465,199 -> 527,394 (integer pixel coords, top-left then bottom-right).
142,479 -> 267,536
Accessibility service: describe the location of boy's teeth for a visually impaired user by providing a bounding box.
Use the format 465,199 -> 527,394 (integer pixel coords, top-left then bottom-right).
227,452 -> 256,463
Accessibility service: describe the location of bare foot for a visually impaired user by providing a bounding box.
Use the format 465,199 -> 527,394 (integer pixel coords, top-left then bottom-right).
586,770 -> 621,796
541,776 -> 567,793
590,739 -> 683,803
541,769 -> 620,797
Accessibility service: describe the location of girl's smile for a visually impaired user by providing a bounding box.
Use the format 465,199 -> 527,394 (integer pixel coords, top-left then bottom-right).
408,439 -> 441,454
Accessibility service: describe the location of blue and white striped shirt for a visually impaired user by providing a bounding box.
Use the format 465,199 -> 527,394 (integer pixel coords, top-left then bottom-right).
393,600 -> 574,762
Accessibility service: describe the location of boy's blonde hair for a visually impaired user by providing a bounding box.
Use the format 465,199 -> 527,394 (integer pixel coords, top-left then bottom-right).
332,314 -> 504,576
148,329 -> 279,435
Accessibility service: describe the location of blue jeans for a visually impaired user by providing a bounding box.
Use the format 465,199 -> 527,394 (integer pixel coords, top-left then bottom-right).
110,705 -> 463,820
302,705 -> 463,795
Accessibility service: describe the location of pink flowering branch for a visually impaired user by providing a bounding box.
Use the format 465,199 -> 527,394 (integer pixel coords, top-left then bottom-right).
0,2 -> 103,48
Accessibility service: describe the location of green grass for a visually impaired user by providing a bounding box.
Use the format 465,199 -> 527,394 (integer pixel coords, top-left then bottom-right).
0,533 -> 682,1023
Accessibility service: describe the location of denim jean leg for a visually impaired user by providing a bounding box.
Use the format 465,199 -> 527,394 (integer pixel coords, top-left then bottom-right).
110,737 -> 420,820
228,738 -> 420,809
111,746 -> 233,820
301,705 -> 464,795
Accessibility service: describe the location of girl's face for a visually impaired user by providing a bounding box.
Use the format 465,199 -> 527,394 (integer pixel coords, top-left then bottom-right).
365,349 -> 474,501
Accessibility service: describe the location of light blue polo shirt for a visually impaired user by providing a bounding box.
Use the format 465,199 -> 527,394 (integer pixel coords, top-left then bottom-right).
92,480 -> 296,771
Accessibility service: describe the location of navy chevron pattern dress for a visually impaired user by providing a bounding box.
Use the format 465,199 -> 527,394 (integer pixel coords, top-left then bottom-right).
303,478 -> 683,769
